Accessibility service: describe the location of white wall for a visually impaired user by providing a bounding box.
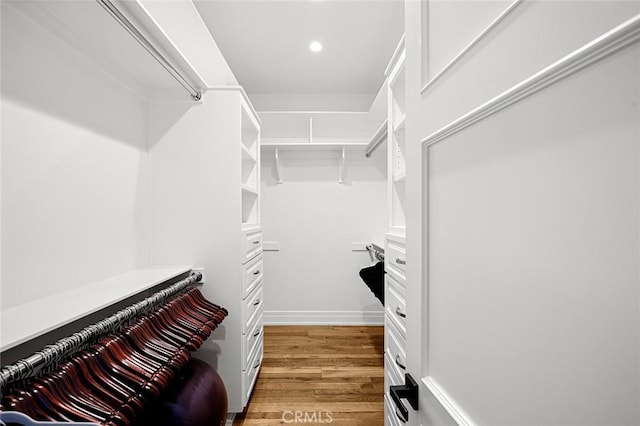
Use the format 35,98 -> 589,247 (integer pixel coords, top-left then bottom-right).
404,1 -> 640,425
250,93 -> 377,112
261,148 -> 387,324
1,3 -> 150,309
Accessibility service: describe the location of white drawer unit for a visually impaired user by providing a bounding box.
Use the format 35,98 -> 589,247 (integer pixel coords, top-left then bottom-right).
385,235 -> 406,283
242,313 -> 263,370
242,254 -> 263,298
242,227 -> 262,264
242,283 -> 263,334
243,333 -> 264,402
385,273 -> 407,338
385,318 -> 407,380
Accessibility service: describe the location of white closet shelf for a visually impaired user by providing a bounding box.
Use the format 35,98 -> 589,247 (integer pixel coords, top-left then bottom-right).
394,171 -> 407,183
393,113 -> 406,132
0,266 -> 193,352
242,184 -> 259,195
261,142 -> 368,151
241,145 -> 257,162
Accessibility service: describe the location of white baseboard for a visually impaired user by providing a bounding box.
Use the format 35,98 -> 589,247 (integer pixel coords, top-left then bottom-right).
263,310 -> 384,325
225,413 -> 235,426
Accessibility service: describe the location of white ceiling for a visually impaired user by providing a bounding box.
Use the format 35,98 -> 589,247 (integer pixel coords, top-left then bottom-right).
193,0 -> 404,98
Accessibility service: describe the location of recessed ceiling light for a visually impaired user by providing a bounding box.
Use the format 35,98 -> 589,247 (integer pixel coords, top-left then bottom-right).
309,41 -> 323,52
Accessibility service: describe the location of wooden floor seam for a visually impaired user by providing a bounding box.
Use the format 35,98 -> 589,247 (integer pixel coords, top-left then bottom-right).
232,325 -> 384,426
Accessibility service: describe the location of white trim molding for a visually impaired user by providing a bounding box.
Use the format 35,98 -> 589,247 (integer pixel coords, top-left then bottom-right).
263,310 -> 384,326
423,377 -> 477,426
206,85 -> 262,126
422,13 -> 640,147
420,0 -> 429,87
420,0 -> 523,94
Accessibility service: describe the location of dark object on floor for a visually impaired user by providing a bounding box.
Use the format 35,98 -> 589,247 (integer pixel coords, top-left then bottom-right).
359,261 -> 385,306
141,358 -> 228,426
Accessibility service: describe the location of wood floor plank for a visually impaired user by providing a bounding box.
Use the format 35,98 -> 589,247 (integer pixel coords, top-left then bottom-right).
233,325 -> 384,426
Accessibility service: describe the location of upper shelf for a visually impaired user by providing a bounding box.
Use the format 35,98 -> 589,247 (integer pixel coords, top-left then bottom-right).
259,111 -> 383,141
0,266 -> 193,352
261,142 -> 368,151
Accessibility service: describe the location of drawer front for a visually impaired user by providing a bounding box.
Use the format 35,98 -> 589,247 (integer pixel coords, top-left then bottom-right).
243,228 -> 263,264
384,354 -> 406,426
242,314 -> 263,370
242,254 -> 263,298
384,352 -> 403,391
243,334 -> 264,403
385,275 -> 406,338
242,284 -> 264,334
385,318 -> 407,380
385,393 -> 407,426
385,237 -> 406,284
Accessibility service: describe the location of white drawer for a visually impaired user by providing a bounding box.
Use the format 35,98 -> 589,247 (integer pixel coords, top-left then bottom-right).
384,352 -> 404,426
242,254 -> 263,298
242,228 -> 262,264
385,317 -> 406,357
385,274 -> 406,338
385,236 -> 406,284
243,334 -> 263,402
385,318 -> 407,381
384,352 -> 403,398
242,314 -> 263,370
242,284 -> 263,334
385,393 -> 407,426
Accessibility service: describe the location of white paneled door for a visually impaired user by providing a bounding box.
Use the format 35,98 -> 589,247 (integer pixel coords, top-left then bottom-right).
396,1 -> 640,425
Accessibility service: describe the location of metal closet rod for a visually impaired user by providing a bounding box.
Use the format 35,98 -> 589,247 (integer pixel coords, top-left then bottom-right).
0,271 -> 203,392
366,119 -> 388,158
366,243 -> 385,261
96,0 -> 202,102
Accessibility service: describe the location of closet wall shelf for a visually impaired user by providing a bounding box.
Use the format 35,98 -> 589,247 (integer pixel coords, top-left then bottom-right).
394,171 -> 407,183
0,266 -> 193,353
262,144 -> 360,185
242,145 -> 257,162
242,184 -> 259,195
261,142 -> 368,151
393,114 -> 406,132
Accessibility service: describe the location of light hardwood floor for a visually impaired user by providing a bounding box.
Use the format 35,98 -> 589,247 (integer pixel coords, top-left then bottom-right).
233,325 -> 385,426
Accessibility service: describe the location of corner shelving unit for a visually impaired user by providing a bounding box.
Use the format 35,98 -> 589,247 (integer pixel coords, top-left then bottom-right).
241,103 -> 260,225
150,86 -> 263,415
388,47 -> 407,232
383,35 -> 408,426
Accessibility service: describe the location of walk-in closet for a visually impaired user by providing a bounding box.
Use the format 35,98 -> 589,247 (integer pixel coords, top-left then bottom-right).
2,1 -> 639,425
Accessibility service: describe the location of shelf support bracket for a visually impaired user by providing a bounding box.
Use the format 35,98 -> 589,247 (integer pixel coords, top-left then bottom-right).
275,148 -> 283,184
338,147 -> 346,184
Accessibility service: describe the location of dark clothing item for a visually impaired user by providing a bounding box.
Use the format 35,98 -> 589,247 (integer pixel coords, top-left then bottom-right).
359,261 -> 385,306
